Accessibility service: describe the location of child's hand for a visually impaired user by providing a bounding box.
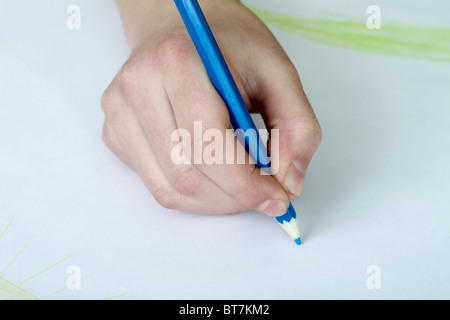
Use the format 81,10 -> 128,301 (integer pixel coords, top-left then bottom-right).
101,0 -> 322,215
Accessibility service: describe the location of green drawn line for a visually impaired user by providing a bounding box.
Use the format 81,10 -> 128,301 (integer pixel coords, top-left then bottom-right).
251,8 -> 450,63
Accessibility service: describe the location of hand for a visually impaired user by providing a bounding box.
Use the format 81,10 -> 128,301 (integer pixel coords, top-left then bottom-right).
101,0 -> 322,215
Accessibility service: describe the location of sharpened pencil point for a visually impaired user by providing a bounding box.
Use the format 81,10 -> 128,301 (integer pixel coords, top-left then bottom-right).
277,203 -> 301,244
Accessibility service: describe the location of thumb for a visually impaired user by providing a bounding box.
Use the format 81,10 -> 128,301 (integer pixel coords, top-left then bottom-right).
255,64 -> 322,198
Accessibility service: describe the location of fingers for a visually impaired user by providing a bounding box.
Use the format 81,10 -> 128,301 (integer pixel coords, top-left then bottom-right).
102,64 -> 248,215
102,2 -> 321,217
252,54 -> 322,199
165,60 -> 291,216
101,35 -> 312,216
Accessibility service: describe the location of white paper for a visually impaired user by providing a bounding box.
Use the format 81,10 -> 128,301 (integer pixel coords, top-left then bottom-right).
1,0 -> 449,299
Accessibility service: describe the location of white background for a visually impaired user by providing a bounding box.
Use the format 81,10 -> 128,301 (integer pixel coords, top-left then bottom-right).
0,0 -> 449,299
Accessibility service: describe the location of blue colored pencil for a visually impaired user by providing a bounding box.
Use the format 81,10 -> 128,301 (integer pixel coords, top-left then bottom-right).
173,0 -> 301,245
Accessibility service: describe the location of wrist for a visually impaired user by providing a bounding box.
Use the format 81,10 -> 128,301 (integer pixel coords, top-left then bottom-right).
116,0 -> 242,50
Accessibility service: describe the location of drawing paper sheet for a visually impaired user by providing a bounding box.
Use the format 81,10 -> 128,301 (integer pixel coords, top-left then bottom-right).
1,0 -> 449,299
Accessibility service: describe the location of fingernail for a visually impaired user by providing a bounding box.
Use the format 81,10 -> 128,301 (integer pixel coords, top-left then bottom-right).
256,199 -> 288,216
284,160 -> 306,196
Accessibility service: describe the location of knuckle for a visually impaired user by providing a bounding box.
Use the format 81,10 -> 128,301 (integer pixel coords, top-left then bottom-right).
170,164 -> 199,197
152,184 -> 180,210
116,60 -> 140,97
100,89 -> 120,123
313,123 -> 323,146
230,167 -> 265,208
305,119 -> 323,147
153,33 -> 195,71
115,58 -> 152,110
101,122 -> 114,148
276,56 -> 300,82
291,116 -> 323,148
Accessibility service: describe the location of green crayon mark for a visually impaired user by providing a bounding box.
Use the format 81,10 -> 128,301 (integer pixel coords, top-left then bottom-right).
251,8 -> 450,63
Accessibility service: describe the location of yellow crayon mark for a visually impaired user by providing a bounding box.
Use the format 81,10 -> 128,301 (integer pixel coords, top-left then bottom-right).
101,292 -> 132,300
1,217 -> 127,300
0,216 -> 13,242
41,272 -> 99,300
19,245 -> 88,286
0,232 -> 38,277
0,276 -> 38,300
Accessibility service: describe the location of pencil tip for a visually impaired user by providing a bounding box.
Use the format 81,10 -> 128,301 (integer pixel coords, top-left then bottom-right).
277,205 -> 301,244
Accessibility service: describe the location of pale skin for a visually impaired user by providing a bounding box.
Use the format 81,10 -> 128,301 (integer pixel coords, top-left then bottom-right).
101,0 -> 322,216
